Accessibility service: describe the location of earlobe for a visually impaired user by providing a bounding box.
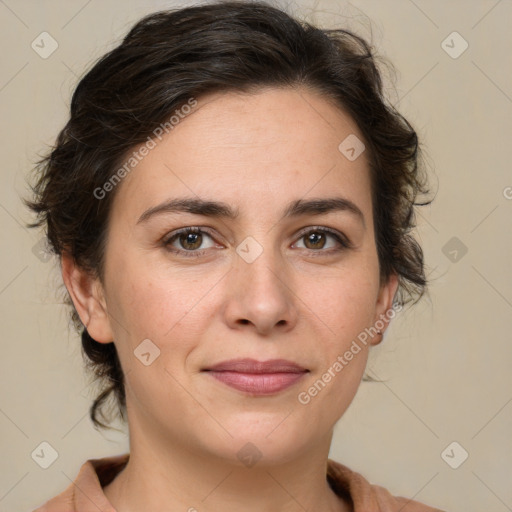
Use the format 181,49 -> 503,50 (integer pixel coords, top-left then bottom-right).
371,273 -> 400,345
61,252 -> 114,344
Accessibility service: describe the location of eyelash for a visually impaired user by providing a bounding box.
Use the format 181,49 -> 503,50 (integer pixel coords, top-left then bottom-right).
162,226 -> 352,258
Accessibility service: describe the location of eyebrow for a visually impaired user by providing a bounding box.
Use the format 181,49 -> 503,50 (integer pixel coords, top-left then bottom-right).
137,196 -> 365,228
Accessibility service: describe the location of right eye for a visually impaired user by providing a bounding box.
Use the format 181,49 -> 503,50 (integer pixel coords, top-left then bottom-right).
162,226 -> 221,258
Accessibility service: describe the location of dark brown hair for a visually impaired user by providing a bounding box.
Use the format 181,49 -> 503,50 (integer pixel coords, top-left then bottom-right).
27,0 -> 431,430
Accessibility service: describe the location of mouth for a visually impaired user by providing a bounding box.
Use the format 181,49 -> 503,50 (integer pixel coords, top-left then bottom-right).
202,358 -> 309,395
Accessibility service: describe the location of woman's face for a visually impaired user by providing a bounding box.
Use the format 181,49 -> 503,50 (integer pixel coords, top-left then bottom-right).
81,87 -> 398,463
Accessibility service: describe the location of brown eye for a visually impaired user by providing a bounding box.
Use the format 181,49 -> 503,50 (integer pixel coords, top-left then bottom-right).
178,231 -> 203,250
303,231 -> 327,250
163,227 -> 217,256
293,227 -> 351,253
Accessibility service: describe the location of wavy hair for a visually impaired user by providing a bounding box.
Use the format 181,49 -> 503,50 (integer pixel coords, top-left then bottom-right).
27,1 -> 431,430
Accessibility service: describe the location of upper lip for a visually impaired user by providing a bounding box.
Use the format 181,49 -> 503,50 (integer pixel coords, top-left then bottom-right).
203,358 -> 308,374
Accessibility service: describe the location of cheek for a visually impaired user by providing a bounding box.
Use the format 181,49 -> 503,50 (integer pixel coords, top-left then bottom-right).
106,252 -> 210,337
293,265 -> 378,416
296,283 -> 374,427
103,272 -> 203,414
104,260 -> 224,380
300,266 -> 379,341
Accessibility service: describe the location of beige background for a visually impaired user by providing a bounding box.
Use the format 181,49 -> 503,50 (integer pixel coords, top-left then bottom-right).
1,0 -> 511,511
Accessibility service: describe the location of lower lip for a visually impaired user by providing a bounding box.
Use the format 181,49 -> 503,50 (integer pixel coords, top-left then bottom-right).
206,371 -> 307,395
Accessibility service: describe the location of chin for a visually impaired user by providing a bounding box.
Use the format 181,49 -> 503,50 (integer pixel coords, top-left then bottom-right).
207,412 -> 319,467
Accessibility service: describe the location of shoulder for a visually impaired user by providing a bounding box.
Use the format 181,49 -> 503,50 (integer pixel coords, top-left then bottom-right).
32,454 -> 128,512
327,458 -> 447,512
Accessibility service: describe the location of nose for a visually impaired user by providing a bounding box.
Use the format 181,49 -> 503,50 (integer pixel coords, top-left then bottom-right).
222,245 -> 298,336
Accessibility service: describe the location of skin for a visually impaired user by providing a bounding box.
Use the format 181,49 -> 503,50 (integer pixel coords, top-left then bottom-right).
62,86 -> 399,512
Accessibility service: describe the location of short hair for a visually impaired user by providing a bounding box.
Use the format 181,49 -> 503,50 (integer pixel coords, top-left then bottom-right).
27,1 -> 431,430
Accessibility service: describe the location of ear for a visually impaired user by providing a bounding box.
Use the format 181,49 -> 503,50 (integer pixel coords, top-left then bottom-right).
369,272 -> 400,346
61,252 -> 114,344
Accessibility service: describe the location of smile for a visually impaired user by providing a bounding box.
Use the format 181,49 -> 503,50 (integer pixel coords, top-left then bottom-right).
202,358 -> 309,395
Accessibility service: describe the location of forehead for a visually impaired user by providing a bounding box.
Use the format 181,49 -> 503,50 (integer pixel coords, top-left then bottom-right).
109,87 -> 372,224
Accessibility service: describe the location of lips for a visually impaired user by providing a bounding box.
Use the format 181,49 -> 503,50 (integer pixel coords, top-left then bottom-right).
204,358 -> 308,373
202,358 -> 309,395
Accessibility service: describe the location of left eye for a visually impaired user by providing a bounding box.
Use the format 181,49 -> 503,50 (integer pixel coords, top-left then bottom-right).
293,228 -> 347,251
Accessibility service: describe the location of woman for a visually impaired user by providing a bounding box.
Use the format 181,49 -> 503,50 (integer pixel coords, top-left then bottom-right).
29,2 -> 444,510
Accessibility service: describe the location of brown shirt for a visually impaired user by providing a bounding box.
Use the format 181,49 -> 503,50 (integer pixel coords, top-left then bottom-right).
33,453 -> 446,511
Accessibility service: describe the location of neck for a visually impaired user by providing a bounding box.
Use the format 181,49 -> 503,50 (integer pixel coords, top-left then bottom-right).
103,418 -> 350,512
